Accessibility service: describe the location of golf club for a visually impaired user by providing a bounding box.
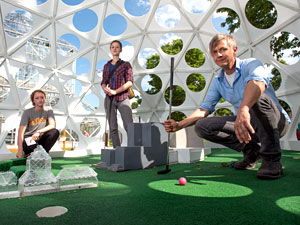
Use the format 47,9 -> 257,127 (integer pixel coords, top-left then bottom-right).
157,57 -> 174,175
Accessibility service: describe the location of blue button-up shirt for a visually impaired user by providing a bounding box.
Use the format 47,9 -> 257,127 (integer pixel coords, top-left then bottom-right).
200,58 -> 291,123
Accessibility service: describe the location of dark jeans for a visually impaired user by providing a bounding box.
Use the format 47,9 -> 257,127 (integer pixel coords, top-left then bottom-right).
105,97 -> 133,148
23,129 -> 60,157
195,94 -> 288,162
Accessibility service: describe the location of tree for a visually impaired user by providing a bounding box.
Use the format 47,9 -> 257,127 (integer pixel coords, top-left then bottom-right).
217,8 -> 240,34
146,54 -> 160,69
270,31 -> 300,62
213,108 -> 233,117
161,38 -> 183,55
186,73 -> 206,92
145,74 -> 162,95
185,48 -> 205,68
245,0 -> 277,29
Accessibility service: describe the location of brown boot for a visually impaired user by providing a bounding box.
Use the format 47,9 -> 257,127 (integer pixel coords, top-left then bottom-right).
256,160 -> 283,179
234,142 -> 261,170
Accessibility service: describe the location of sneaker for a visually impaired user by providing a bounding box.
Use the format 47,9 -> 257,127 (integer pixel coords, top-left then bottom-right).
256,160 -> 283,180
234,143 -> 261,170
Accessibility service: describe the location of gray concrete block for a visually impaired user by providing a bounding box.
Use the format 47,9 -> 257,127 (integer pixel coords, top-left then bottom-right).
101,149 -> 115,167
127,123 -> 143,147
99,123 -> 169,171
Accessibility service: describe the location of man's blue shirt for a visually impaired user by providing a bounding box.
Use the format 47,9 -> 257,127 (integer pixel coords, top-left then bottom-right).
199,58 -> 291,123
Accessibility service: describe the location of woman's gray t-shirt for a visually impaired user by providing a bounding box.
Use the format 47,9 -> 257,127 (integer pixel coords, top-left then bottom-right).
20,107 -> 55,138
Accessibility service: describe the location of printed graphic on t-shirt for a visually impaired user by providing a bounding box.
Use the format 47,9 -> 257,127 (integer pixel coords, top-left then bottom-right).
28,117 -> 47,126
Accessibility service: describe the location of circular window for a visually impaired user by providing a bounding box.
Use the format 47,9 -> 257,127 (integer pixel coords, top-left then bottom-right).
82,93 -> 99,112
120,41 -> 134,61
130,89 -> 142,109
212,8 -> 240,34
56,33 -> 80,57
278,99 -> 292,119
185,48 -> 205,68
73,57 -> 91,75
26,35 -> 50,60
141,74 -> 162,95
155,4 -> 180,29
42,84 -> 60,107
0,76 -> 10,103
164,85 -> 186,106
264,64 -> 281,91
171,111 -> 187,122
73,9 -> 98,32
245,0 -> 277,29
64,79 -> 82,97
213,108 -> 233,117
80,117 -> 101,137
125,0 -> 150,16
138,48 -> 160,69
186,73 -> 206,92
58,129 -> 79,151
28,0 -> 48,5
160,33 -> 183,55
270,31 -> 300,66
15,65 -> 40,90
62,0 -> 84,6
182,0 -> 211,14
103,14 -> 127,36
4,9 -> 33,38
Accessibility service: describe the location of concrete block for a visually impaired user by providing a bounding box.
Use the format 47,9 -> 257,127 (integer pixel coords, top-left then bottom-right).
170,125 -> 204,148
168,149 -> 178,164
176,147 -> 211,163
101,149 -> 115,167
127,123 -> 143,147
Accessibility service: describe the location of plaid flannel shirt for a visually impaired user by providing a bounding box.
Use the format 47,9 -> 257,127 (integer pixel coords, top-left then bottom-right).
101,59 -> 133,102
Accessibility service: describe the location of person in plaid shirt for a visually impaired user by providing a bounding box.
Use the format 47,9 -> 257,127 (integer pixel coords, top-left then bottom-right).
100,40 -> 133,148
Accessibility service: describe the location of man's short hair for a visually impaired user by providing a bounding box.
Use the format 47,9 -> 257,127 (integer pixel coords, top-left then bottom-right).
30,90 -> 46,106
209,34 -> 237,55
110,40 -> 122,49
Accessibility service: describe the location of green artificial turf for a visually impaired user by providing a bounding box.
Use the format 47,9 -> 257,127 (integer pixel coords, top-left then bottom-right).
0,148 -> 300,225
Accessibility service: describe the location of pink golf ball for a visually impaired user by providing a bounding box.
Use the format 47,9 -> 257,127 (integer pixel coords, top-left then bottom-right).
179,177 -> 187,185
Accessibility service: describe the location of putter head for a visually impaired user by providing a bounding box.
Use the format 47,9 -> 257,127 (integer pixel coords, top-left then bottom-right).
157,168 -> 171,175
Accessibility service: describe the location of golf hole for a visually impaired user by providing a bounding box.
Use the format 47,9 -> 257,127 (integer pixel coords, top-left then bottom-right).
36,206 -> 68,218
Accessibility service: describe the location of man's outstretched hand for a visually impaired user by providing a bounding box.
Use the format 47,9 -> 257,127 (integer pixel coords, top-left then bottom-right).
234,108 -> 255,144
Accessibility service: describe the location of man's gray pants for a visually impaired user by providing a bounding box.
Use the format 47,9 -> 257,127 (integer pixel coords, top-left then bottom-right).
194,94 -> 289,162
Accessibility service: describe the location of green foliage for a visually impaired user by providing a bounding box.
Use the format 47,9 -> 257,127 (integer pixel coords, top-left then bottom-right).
217,8 -> 240,34
146,54 -> 160,69
278,99 -> 292,119
171,111 -> 187,122
131,94 -> 142,109
161,38 -> 183,55
186,73 -> 206,92
270,31 -> 300,63
213,108 -> 233,117
145,74 -> 162,95
269,67 -> 281,91
164,85 -> 186,106
245,0 -> 277,29
219,97 -> 225,103
185,48 -> 205,68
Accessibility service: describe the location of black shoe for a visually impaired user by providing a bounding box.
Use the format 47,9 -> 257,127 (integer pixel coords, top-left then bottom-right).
257,160 -> 283,180
234,142 -> 261,170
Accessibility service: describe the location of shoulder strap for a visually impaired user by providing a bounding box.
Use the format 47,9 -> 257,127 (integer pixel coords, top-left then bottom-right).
107,60 -> 125,82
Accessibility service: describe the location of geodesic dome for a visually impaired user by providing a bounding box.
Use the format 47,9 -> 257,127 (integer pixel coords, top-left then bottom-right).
0,0 -> 300,158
